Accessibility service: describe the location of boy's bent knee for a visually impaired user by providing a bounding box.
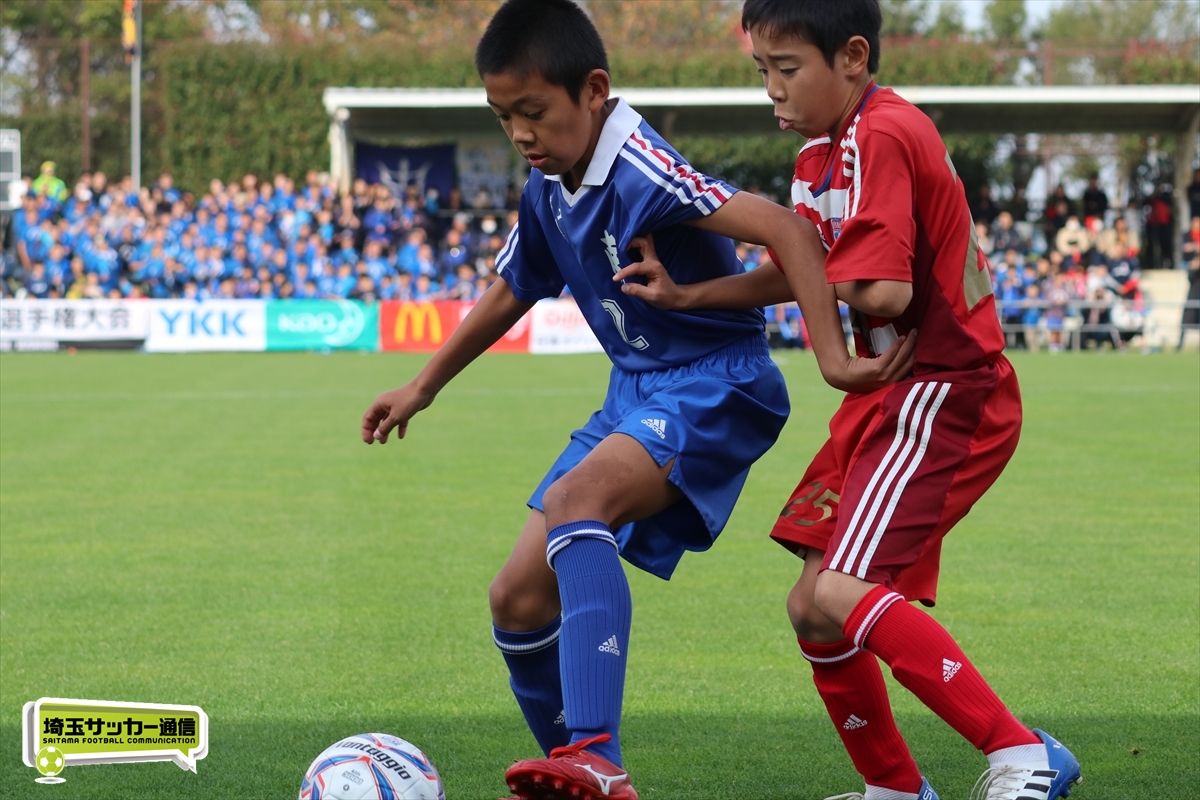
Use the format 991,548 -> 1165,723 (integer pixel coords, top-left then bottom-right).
540,473 -> 604,528
813,569 -> 877,629
489,571 -> 559,632
542,434 -> 680,530
788,580 -> 842,643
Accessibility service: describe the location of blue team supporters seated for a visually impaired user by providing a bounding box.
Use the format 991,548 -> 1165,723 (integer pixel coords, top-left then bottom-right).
3,169 -> 519,304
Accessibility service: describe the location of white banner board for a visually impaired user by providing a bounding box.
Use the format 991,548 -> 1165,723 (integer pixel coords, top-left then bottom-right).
144,300 -> 266,352
529,299 -> 604,355
0,299 -> 150,349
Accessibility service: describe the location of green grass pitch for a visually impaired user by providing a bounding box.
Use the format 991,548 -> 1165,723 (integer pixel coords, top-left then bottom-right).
1,349 -> 1197,799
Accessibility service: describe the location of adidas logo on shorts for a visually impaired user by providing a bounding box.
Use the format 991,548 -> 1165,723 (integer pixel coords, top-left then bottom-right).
943,658 -> 962,682
553,712 -> 565,725
641,418 -> 667,439
598,636 -> 622,656
842,714 -> 868,730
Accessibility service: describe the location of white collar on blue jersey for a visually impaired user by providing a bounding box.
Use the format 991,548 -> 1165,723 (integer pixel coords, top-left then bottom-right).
543,97 -> 642,202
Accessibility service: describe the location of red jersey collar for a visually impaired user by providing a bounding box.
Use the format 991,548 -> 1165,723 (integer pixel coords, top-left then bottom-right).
811,81 -> 880,199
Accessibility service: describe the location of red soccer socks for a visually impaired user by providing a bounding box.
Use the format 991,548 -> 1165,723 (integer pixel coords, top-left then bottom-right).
800,637 -> 924,794
844,586 -> 1040,754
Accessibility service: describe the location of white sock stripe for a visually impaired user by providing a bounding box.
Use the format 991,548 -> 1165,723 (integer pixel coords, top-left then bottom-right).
799,645 -> 861,663
493,627 -> 561,654
853,591 -> 903,648
856,382 -> 951,578
548,527 -> 612,543
545,529 -> 618,569
831,382 -> 930,573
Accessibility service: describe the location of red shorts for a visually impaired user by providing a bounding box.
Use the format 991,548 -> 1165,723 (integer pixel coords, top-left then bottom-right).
770,356 -> 1021,606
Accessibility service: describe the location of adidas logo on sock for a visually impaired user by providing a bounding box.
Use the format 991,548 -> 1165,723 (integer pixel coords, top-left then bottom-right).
842,714 -> 868,730
598,635 -> 622,656
943,658 -> 962,682
553,712 -> 565,725
641,418 -> 667,439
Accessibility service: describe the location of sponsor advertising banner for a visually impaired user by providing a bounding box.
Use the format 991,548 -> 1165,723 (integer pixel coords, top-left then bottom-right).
529,299 -> 603,354
0,299 -> 150,350
265,300 -> 378,351
144,300 -> 266,352
0,299 -> 607,354
380,300 -> 530,353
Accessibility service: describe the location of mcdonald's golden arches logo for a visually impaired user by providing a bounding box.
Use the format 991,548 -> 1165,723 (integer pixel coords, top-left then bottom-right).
394,302 -> 443,344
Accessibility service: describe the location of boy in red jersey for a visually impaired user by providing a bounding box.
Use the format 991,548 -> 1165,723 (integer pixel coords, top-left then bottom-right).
616,3 -> 1082,799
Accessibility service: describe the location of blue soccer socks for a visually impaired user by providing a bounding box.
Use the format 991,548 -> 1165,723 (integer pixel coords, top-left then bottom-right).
494,616 -> 569,756
547,520 -> 630,767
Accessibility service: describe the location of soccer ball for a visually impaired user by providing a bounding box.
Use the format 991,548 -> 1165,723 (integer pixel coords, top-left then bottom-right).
36,745 -> 65,777
299,733 -> 445,800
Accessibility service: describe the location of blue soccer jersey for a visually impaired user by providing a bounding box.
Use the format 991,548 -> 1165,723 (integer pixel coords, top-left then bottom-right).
498,98 -> 765,372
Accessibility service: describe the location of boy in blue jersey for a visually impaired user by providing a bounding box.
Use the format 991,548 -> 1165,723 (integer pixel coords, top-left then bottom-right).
361,2 -> 912,798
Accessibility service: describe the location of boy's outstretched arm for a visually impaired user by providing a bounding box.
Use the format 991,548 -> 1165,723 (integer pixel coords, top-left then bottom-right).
361,278 -> 533,444
616,192 -> 915,393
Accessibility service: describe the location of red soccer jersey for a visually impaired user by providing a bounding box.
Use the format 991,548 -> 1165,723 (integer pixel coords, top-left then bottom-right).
789,83 -> 1004,373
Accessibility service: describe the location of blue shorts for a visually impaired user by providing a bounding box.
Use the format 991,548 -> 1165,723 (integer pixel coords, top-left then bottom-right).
529,334 -> 789,580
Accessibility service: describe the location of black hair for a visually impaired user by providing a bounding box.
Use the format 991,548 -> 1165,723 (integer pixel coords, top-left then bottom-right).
475,0 -> 609,103
741,0 -> 882,74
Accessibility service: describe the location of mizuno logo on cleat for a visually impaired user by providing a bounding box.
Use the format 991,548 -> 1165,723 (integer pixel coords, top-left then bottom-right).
942,658 -> 962,682
598,636 -> 622,656
641,418 -> 667,439
580,764 -> 627,795
842,714 -> 868,730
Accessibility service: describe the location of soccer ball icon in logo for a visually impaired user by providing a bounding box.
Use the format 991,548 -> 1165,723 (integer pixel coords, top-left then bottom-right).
299,733 -> 445,800
36,745 -> 65,777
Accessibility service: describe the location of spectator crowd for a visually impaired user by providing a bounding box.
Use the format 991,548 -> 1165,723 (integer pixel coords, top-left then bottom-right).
4,161 -> 519,305
967,168 -> 1200,351
5,160 -> 1200,352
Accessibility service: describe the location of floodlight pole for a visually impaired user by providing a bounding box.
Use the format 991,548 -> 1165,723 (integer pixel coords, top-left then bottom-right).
131,0 -> 142,193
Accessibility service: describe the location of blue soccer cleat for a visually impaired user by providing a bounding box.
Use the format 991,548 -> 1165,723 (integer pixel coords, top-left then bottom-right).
1034,729 -> 1083,797
970,729 -> 1082,800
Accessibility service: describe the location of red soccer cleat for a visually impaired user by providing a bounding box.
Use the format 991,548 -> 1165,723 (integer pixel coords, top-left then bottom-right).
504,734 -> 638,800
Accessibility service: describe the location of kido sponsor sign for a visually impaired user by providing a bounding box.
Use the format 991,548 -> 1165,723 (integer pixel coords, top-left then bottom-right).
145,300 -> 266,352
265,300 -> 378,351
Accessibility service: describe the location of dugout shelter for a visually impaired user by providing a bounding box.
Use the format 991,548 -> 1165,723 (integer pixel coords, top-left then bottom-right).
324,83 -> 1200,246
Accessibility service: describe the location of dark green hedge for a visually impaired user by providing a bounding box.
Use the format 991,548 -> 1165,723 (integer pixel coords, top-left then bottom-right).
0,110 -> 132,183
160,41 -> 482,190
